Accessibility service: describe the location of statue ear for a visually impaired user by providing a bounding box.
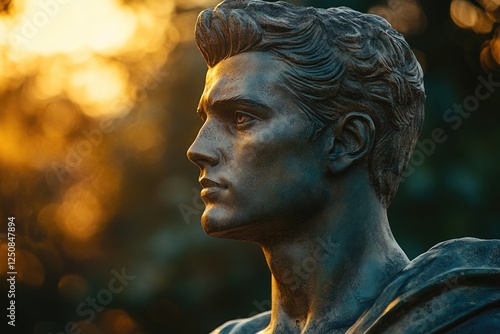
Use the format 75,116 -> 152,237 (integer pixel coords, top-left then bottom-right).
327,112 -> 375,174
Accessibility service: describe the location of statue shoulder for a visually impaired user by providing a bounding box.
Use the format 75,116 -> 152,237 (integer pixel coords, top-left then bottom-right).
211,311 -> 271,334
348,237 -> 500,333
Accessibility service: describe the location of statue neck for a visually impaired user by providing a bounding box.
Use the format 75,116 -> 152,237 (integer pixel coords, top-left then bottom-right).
259,174 -> 409,333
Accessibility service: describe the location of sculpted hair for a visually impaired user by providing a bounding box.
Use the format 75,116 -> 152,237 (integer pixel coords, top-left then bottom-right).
195,0 -> 425,207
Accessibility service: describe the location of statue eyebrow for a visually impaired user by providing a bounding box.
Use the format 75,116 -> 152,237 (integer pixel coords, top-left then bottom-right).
197,95 -> 273,118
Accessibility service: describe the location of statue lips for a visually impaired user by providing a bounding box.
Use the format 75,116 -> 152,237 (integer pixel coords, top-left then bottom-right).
199,177 -> 227,201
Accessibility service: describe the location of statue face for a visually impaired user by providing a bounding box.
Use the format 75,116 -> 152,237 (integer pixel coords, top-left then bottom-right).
187,52 -> 331,241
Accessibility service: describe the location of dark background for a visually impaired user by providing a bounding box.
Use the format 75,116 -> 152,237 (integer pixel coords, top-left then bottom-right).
1,0 -> 499,333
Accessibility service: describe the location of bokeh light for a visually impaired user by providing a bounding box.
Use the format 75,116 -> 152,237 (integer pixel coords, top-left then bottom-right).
450,0 -> 500,72
0,0 -> 177,253
58,274 -> 90,303
100,309 -> 139,334
369,0 -> 427,36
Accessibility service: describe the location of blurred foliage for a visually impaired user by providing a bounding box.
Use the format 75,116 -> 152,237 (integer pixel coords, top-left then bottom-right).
0,0 -> 499,333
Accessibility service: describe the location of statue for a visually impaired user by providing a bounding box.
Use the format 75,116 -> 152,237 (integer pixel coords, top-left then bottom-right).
186,0 -> 500,333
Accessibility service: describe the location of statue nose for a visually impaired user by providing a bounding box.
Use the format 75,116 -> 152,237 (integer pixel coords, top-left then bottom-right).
187,121 -> 220,168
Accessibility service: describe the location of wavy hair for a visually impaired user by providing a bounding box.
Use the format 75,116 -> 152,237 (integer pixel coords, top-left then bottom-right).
195,0 -> 426,207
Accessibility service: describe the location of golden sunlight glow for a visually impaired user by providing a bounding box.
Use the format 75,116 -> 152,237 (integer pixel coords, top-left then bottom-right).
41,100 -> 79,138
37,203 -> 57,233
480,44 -> 495,72
67,58 -> 130,118
1,0 -> 176,118
450,0 -> 500,71
472,10 -> 494,34
450,0 -> 478,30
7,0 -> 136,55
101,309 -> 138,334
52,166 -> 121,241
56,183 -> 103,241
369,0 -> 426,36
0,0 -> 185,253
491,34 -> 500,65
450,0 -> 493,34
0,112 -> 25,166
17,249 -> 45,287
477,0 -> 500,12
125,123 -> 163,152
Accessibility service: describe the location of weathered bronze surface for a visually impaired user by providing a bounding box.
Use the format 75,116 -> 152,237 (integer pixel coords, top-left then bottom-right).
187,1 -> 500,333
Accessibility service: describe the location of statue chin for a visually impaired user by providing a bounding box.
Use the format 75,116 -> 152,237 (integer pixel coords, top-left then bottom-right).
200,208 -> 243,238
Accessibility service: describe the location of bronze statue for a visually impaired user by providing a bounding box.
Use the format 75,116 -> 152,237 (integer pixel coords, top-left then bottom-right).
187,1 -> 500,333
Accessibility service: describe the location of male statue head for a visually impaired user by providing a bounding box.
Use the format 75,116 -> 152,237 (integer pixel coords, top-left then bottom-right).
187,0 -> 430,332
188,0 -> 425,239
187,1 -> 500,332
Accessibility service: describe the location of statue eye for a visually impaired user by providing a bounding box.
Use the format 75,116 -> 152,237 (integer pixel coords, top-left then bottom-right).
234,112 -> 254,125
